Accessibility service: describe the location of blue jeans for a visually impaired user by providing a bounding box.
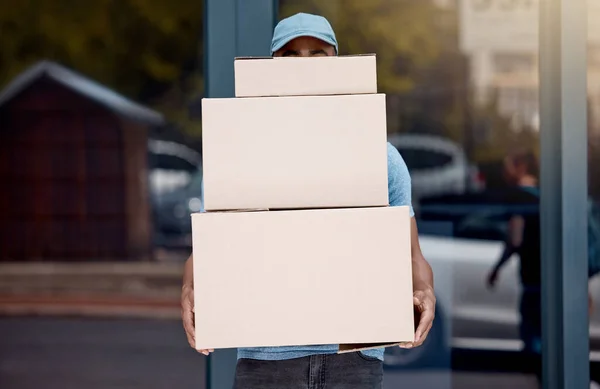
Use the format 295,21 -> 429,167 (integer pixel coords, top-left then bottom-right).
233,352 -> 383,389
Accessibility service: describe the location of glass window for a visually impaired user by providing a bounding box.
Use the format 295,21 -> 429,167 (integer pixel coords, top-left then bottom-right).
0,1 -> 205,387
279,0 -> 544,385
589,2 -> 600,385
396,147 -> 454,171
493,52 -> 536,75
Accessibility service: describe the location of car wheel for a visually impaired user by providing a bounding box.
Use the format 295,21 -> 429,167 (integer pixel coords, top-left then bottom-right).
383,304 -> 448,370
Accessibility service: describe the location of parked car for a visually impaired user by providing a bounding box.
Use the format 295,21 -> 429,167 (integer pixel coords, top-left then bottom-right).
147,139 -> 203,249
152,168 -> 203,249
387,133 -> 476,200
147,139 -> 202,195
383,193 -> 600,369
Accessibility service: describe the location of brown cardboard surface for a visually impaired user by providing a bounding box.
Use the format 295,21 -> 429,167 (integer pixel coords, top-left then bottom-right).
192,206 -> 414,352
201,94 -> 389,211
234,55 -> 377,97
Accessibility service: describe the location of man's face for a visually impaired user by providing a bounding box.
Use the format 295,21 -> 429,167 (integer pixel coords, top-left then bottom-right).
273,36 -> 336,57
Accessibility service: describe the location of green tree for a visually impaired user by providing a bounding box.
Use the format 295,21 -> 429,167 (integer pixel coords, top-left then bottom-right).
279,0 -> 441,94
0,0 -> 203,125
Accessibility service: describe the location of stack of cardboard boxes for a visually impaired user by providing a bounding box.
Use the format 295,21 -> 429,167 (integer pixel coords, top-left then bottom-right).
193,55 -> 414,353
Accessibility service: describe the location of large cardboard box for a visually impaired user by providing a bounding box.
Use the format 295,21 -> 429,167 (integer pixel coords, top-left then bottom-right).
192,206 -> 414,352
202,93 -> 389,211
234,55 -> 377,98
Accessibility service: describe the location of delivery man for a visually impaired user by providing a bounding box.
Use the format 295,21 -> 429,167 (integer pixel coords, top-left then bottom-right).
180,12 -> 436,389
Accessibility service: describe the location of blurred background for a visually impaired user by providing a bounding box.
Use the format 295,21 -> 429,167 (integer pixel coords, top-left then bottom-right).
1,0 -> 599,388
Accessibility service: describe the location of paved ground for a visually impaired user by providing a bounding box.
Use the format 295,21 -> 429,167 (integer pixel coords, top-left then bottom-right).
0,262 -> 541,388
0,316 -> 539,389
0,317 -> 206,389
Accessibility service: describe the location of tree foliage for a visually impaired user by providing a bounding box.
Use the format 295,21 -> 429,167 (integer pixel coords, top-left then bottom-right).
279,0 -> 442,94
279,1 -> 543,165
0,0 -> 203,102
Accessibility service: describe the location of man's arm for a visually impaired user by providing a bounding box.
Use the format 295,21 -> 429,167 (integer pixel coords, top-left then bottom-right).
410,218 -> 436,347
181,179 -> 213,354
183,253 -> 194,289
411,219 -> 434,293
387,143 -> 435,348
181,254 -> 195,347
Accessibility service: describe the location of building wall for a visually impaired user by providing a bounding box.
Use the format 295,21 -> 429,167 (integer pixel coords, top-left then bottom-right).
120,117 -> 151,261
0,79 -> 150,261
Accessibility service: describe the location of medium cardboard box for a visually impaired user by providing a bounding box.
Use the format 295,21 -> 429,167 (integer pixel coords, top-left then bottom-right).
234,54 -> 377,98
202,93 -> 389,211
192,206 -> 414,352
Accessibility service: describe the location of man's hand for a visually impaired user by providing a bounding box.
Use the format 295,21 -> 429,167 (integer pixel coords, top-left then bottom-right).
181,282 -> 213,355
414,288 -> 436,347
400,219 -> 436,349
399,288 -> 436,349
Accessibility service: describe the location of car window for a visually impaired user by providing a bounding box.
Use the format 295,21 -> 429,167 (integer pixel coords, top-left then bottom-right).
186,170 -> 204,193
149,154 -> 198,172
395,147 -> 453,171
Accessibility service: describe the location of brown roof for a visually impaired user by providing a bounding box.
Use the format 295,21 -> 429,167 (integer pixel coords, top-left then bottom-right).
0,60 -> 165,125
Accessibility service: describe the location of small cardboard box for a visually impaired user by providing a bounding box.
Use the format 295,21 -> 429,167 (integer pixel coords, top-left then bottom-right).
234,54 -> 377,98
192,206 -> 414,352
202,93 -> 389,211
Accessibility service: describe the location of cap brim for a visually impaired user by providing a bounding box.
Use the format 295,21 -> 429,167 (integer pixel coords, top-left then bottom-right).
271,30 -> 338,54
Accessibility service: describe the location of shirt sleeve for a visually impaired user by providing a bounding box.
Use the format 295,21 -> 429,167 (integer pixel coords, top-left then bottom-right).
387,142 -> 415,217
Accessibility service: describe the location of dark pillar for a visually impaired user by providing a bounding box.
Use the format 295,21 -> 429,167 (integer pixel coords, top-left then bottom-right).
539,0 -> 589,387
203,1 -> 278,388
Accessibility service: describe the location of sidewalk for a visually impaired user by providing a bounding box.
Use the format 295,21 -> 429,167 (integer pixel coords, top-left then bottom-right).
0,261 -> 185,319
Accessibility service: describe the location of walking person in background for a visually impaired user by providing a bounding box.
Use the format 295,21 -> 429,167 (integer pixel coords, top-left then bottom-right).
487,149 -> 542,380
486,149 -> 597,387
180,12 -> 436,389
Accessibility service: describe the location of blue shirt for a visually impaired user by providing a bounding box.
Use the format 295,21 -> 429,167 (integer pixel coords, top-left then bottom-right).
200,142 -> 414,361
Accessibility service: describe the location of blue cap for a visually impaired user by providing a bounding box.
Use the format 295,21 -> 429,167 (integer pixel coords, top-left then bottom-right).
271,13 -> 338,55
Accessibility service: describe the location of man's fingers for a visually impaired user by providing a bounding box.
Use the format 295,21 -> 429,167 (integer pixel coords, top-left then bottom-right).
412,289 -> 436,346
413,293 -> 433,311
413,295 -> 423,309
414,308 -> 435,344
182,308 -> 196,349
181,285 -> 197,350
414,321 -> 433,346
415,308 -> 434,336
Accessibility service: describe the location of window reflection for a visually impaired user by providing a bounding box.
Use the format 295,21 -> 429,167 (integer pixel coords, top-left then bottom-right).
0,2 -> 205,388
279,0 -> 546,386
